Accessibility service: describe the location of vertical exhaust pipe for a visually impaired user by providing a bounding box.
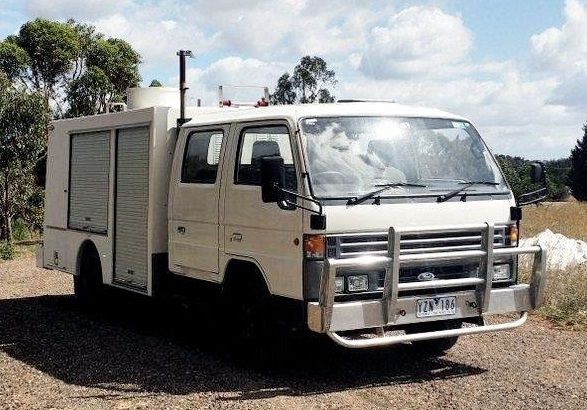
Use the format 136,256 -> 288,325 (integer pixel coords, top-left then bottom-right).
177,49 -> 193,127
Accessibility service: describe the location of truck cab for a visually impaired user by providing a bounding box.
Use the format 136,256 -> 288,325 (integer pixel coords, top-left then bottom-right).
166,102 -> 546,349
39,98 -> 547,352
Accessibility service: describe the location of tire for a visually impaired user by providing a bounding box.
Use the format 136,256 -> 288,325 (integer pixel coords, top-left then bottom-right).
408,320 -> 461,356
222,272 -> 278,357
74,246 -> 104,308
230,279 -> 271,343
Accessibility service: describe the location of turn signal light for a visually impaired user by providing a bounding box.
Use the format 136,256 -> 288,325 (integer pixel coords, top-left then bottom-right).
507,225 -> 519,245
303,234 -> 325,259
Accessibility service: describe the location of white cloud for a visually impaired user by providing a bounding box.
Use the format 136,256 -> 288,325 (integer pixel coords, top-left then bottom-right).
547,69 -> 587,111
92,9 -> 213,70
25,0 -> 130,20
531,0 -> 587,119
178,56 -> 288,106
359,6 -> 473,79
208,0 -> 379,60
530,0 -> 587,73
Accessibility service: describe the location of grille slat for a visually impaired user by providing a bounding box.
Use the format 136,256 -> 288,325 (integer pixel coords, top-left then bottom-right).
329,227 -> 507,260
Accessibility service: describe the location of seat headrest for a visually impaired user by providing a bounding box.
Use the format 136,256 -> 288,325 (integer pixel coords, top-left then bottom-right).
252,140 -> 281,159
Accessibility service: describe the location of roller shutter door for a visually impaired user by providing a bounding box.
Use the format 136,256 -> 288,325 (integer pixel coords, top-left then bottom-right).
114,126 -> 150,289
68,132 -> 110,234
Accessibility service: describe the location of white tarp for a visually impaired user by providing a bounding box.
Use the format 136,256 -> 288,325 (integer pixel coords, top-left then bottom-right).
520,229 -> 587,270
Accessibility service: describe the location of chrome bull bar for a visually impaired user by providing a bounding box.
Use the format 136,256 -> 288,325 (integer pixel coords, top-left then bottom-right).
308,223 -> 547,348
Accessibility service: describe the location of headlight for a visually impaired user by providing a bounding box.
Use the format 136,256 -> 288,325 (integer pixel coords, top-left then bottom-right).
334,277 -> 345,293
347,275 -> 369,292
493,264 -> 511,281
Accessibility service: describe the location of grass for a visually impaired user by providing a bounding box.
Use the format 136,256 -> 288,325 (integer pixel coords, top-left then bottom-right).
0,242 -> 38,262
522,202 -> 587,242
0,220 -> 40,261
521,202 -> 587,329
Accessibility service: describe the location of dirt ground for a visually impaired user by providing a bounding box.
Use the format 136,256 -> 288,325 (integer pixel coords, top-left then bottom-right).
1,257 -> 586,410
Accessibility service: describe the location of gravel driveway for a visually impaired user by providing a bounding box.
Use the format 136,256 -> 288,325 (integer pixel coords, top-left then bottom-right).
1,257 -> 585,409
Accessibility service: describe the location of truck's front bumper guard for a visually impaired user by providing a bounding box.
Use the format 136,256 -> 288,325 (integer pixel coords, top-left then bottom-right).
307,223 -> 547,348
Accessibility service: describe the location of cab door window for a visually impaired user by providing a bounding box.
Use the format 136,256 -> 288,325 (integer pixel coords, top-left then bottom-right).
235,125 -> 297,190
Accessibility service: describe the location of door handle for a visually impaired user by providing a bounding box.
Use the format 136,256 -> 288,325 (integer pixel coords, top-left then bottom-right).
177,226 -> 186,235
230,233 -> 243,242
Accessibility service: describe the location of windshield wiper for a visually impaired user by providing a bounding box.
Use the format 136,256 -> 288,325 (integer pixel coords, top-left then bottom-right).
347,182 -> 427,206
437,181 -> 500,203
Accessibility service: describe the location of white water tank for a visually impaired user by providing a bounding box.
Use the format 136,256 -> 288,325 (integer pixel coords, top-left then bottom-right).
126,87 -> 180,110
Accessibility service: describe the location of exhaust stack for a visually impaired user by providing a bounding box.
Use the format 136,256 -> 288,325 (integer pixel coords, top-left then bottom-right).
177,49 -> 193,127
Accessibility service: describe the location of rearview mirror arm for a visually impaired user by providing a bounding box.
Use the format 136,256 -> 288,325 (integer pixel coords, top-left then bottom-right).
274,184 -> 324,215
517,187 -> 547,206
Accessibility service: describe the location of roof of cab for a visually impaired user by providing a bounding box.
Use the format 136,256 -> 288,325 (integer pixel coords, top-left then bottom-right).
182,102 -> 469,127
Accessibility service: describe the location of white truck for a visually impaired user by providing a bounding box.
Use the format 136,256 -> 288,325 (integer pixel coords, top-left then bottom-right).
37,68 -> 548,353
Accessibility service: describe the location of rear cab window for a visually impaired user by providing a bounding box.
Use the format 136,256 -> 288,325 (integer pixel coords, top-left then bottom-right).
181,130 -> 224,184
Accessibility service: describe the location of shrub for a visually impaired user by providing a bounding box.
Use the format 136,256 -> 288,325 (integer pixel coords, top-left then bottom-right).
0,241 -> 14,260
11,218 -> 30,242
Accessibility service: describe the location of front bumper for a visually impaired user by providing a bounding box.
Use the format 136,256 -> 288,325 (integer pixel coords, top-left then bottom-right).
307,223 -> 547,348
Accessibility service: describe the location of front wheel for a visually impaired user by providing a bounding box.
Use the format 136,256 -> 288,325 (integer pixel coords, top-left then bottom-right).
227,280 -> 271,344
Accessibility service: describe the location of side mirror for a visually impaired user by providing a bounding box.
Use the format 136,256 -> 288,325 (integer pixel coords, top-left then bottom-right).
518,162 -> 547,206
260,156 -> 285,203
530,162 -> 546,184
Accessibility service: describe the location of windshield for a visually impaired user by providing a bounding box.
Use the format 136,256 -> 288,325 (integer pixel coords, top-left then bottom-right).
300,116 -> 507,199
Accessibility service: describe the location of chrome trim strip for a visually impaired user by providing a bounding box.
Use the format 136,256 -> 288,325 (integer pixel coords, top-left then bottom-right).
327,313 -> 528,349
383,227 -> 400,323
398,277 -> 484,291
479,223 -> 494,313
308,285 -> 534,332
327,225 -> 509,238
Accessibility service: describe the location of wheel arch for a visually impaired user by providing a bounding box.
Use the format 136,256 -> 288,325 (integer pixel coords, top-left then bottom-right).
222,257 -> 272,295
75,240 -> 101,277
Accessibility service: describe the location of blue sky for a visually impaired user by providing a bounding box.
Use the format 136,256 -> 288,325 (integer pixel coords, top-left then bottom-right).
2,0 -> 586,159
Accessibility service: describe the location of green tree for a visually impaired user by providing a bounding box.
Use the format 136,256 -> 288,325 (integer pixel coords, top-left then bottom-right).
14,19 -> 80,110
0,39 -> 29,82
0,74 -> 49,241
66,66 -> 114,117
545,158 -> 571,201
568,125 -> 587,201
0,18 -> 141,118
149,79 -> 163,87
87,38 -> 140,96
496,154 -> 570,202
271,56 -> 336,104
67,19 -> 103,81
271,73 -> 296,104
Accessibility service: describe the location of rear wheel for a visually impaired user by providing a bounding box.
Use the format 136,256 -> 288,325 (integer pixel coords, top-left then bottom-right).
74,245 -> 104,308
408,320 -> 461,356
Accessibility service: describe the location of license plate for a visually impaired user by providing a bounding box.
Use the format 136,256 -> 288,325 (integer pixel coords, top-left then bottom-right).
416,296 -> 456,318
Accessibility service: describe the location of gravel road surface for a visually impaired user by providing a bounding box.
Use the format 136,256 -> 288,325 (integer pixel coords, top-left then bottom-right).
1,257 -> 585,409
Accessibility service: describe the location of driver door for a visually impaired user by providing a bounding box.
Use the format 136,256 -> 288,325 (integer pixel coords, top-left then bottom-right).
222,121 -> 303,298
